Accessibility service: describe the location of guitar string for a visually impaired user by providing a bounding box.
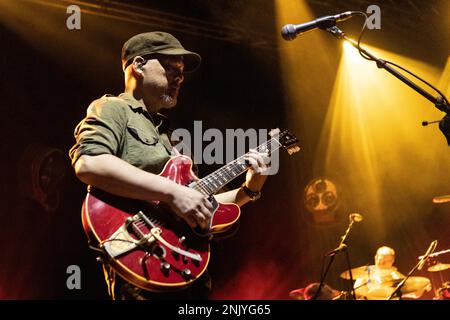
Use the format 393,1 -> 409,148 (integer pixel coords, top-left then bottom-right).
195,138 -> 278,191
206,137 -> 282,181
192,139 -> 281,195
191,137 -> 283,195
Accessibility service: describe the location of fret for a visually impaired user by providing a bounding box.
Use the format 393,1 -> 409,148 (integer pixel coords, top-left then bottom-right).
203,180 -> 215,194
222,168 -> 233,180
192,181 -> 210,196
192,136 -> 286,195
205,177 -> 217,190
258,144 -> 268,153
211,178 -> 220,189
216,173 -> 227,184
238,162 -> 247,171
199,178 -> 215,195
231,164 -> 242,176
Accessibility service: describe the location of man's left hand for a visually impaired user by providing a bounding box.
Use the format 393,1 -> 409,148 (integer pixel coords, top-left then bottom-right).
243,149 -> 270,192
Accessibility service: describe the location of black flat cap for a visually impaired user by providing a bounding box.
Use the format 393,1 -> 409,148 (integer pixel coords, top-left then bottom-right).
121,31 -> 201,72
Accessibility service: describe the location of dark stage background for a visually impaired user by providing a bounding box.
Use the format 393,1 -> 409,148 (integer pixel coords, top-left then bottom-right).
0,0 -> 448,299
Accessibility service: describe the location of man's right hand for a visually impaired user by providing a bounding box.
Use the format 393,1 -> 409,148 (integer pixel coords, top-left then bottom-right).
166,185 -> 213,230
74,154 -> 214,229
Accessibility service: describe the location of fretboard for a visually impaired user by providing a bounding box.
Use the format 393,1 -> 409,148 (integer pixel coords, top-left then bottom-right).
190,136 -> 282,195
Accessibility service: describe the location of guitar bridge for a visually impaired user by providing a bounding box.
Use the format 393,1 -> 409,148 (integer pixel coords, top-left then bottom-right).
102,213 -> 157,258
103,211 -> 202,262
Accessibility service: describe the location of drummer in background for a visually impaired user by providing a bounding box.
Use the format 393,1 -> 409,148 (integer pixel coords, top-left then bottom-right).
354,246 -> 404,299
354,246 -> 430,300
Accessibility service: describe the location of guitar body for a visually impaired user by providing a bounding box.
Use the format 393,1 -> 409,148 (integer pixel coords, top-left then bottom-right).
82,155 -> 240,292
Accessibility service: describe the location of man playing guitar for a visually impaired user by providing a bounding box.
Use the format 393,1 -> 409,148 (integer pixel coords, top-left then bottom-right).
69,32 -> 272,300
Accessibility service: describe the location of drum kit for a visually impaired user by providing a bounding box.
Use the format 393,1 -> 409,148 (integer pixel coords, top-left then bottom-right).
347,265 -> 432,300
289,196 -> 450,300
289,257 -> 450,300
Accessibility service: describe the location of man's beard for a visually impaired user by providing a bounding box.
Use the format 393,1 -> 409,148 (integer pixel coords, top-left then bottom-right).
160,94 -> 176,108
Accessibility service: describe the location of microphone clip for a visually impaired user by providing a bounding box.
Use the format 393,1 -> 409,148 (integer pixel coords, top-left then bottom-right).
326,243 -> 347,256
325,25 -> 346,39
418,240 -> 438,271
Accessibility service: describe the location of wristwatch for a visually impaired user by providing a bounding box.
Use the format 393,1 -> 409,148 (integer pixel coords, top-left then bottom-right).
241,182 -> 261,202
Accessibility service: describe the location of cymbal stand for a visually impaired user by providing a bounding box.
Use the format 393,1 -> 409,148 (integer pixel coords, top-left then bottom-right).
429,259 -> 448,299
343,248 -> 357,299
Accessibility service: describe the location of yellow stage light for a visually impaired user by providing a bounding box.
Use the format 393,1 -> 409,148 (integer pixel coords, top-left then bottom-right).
316,41 -> 448,237
276,0 -> 450,245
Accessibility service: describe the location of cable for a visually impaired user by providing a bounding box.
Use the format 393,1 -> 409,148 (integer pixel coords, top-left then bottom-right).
353,11 -> 373,61
382,60 -> 450,107
352,11 -> 449,110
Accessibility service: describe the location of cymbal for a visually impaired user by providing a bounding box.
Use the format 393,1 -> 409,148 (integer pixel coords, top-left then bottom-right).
340,265 -> 369,279
340,265 -> 397,280
432,195 -> 450,204
401,276 -> 431,295
428,263 -> 450,272
358,276 -> 431,300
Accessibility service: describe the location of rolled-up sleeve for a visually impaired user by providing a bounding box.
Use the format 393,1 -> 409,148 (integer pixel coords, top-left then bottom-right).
69,97 -> 127,166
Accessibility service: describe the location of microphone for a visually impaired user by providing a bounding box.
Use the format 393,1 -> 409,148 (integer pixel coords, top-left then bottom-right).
281,11 -> 358,41
418,240 -> 438,270
422,119 -> 444,126
349,213 -> 363,223
418,248 -> 450,259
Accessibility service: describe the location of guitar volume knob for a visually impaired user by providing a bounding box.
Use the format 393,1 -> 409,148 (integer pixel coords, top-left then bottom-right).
160,262 -> 171,275
181,268 -> 192,279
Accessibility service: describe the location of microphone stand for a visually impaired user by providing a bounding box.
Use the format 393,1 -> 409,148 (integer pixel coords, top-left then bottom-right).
312,218 -> 357,300
420,248 -> 450,259
388,240 -> 437,300
324,25 -> 450,145
344,245 -> 357,300
387,262 -> 418,300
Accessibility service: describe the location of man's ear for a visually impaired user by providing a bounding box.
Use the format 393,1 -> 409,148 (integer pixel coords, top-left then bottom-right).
131,56 -> 145,77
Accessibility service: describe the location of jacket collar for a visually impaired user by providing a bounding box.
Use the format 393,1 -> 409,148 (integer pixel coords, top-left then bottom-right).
118,92 -> 170,129
118,92 -> 145,111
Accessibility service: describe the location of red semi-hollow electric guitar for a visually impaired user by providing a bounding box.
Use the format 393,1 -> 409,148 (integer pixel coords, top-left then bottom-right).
82,129 -> 299,292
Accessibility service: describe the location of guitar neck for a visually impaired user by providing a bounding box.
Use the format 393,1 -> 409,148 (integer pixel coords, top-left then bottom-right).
190,137 -> 282,195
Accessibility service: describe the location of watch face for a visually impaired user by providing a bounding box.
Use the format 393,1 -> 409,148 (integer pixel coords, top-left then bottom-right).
252,192 -> 261,201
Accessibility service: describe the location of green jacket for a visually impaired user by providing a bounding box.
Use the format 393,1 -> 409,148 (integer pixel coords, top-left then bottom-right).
69,93 -> 173,174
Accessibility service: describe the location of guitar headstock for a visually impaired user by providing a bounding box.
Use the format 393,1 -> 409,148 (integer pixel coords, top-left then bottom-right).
269,128 -> 301,155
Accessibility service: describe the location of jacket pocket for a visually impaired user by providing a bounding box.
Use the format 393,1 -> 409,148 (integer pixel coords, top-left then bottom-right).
126,125 -> 158,145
